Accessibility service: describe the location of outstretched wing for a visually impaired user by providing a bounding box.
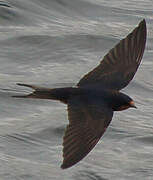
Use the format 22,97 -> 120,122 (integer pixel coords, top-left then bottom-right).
77,19 -> 147,90
61,96 -> 113,169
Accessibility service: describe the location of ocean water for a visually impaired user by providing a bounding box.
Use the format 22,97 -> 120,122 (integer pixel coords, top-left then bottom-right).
0,0 -> 153,179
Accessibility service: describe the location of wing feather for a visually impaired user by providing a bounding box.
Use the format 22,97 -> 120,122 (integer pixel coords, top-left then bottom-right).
77,19 -> 147,90
61,97 -> 113,169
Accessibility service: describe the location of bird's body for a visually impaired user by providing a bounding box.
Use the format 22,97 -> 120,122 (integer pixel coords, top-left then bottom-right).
14,19 -> 147,169
16,84 -> 134,111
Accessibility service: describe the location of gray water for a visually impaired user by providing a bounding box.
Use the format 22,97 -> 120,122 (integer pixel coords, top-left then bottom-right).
0,0 -> 153,179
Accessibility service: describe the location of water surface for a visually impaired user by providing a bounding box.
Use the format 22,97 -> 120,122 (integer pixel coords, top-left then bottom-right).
0,0 -> 153,179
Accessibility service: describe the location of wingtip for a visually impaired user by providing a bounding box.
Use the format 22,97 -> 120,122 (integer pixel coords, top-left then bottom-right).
141,19 -> 146,24
60,163 -> 68,169
140,18 -> 147,40
60,160 -> 76,169
60,164 -> 65,169
139,19 -> 146,30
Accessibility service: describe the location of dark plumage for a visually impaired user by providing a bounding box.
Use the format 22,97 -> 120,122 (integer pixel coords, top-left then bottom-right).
14,19 -> 147,169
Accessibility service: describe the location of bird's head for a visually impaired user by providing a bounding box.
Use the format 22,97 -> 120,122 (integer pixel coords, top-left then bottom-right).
113,93 -> 137,111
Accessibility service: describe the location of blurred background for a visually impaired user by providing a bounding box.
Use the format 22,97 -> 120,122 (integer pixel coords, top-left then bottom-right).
0,0 -> 153,179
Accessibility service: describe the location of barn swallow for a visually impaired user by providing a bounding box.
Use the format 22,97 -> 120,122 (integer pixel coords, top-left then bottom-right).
14,19 -> 147,169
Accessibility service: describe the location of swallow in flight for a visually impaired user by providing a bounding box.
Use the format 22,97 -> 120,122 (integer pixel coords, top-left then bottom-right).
14,19 -> 147,169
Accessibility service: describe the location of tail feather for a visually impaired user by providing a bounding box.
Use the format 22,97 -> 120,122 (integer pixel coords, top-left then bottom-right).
12,92 -> 38,98
16,83 -> 49,90
13,83 -> 52,99
13,83 -> 77,103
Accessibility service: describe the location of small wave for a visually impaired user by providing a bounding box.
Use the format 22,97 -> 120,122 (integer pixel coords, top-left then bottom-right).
0,2 -> 11,8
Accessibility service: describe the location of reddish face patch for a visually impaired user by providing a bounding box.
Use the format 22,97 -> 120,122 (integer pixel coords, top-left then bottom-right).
116,104 -> 131,111
129,100 -> 136,108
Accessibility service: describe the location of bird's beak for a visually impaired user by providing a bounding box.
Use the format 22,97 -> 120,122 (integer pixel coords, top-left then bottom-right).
130,101 -> 137,108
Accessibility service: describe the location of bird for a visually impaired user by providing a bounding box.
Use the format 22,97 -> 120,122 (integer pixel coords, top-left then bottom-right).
14,19 -> 147,169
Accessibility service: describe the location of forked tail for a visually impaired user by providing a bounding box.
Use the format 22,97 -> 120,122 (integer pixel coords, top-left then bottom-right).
13,83 -> 55,99
13,83 -> 78,103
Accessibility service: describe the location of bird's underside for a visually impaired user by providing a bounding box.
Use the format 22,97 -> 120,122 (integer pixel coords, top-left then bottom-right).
14,19 -> 147,169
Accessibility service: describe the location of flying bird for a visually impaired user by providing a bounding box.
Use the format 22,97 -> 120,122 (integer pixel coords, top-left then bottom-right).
14,19 -> 147,169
